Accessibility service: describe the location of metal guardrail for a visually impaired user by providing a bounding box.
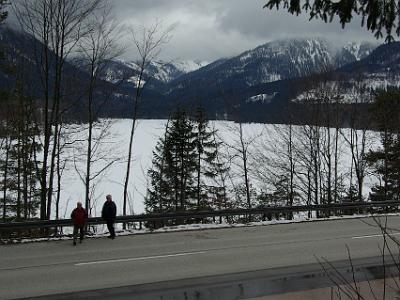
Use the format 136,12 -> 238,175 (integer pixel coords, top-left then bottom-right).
1,201 -> 400,233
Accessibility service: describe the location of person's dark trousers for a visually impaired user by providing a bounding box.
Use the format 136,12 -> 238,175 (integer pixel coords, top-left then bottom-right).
106,220 -> 115,238
73,226 -> 84,244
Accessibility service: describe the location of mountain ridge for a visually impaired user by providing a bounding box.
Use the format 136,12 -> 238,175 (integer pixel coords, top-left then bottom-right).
2,25 -> 398,124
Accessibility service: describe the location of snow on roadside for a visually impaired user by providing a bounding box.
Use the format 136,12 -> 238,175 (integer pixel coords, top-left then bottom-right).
3,213 -> 398,245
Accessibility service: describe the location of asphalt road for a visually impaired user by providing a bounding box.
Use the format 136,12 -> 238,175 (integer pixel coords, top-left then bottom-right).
1,216 -> 400,300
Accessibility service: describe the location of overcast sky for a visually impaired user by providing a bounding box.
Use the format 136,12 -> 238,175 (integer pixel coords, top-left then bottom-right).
10,0 -> 379,63
112,0 -> 379,63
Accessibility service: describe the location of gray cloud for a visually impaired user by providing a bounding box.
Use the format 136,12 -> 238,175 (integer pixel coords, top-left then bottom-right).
10,0 -> 378,63
8,0 -> 379,62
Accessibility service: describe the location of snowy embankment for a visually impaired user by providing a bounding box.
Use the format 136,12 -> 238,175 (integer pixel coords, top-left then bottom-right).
5,212 -> 398,244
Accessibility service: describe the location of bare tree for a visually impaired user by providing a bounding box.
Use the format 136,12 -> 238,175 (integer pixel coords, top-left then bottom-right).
223,122 -> 260,210
13,0 -> 103,220
76,1 -> 124,212
55,122 -> 66,221
289,79 -> 351,217
340,80 -> 374,203
211,126 -> 231,215
73,119 -> 121,215
123,22 -> 172,221
253,121 -> 300,219
319,216 -> 400,299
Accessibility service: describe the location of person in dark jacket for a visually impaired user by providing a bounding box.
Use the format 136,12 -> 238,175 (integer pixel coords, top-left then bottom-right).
102,194 -> 117,239
71,201 -> 88,245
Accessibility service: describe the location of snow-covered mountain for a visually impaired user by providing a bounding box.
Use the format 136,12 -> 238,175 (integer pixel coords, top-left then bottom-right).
294,41 -> 400,104
334,41 -> 377,67
166,38 -> 379,99
338,41 -> 400,91
98,38 -> 378,93
97,37 -> 379,100
239,38 -> 334,84
2,24 -> 396,123
147,60 -> 208,83
102,59 -> 208,85
171,38 -> 334,89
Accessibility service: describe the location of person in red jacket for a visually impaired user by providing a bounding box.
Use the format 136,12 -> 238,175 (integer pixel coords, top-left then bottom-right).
71,202 -> 88,246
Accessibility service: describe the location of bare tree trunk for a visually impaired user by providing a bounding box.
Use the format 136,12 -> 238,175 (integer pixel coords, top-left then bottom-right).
212,126 -> 229,221
74,4 -> 124,216
334,99 -> 339,204
287,122 -> 295,220
22,113 -> 31,219
2,137 -> 10,222
239,123 -> 251,209
56,124 -> 63,221
123,23 -> 172,225
307,168 -> 312,218
327,126 -> 332,206
39,2 -> 51,220
123,95 -> 139,218
16,137 -> 22,221
197,147 -> 201,209
85,74 -> 94,213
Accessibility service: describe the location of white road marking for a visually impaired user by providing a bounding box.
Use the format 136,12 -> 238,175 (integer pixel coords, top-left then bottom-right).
352,233 -> 400,239
74,251 -> 206,266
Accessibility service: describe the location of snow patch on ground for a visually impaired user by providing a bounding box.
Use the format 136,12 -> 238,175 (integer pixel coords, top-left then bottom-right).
3,213 -> 399,245
246,93 -> 277,104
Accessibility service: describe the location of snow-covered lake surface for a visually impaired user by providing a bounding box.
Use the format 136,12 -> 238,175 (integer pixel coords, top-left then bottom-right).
60,119 -> 261,217
59,119 -> 166,218
57,119 -> 379,219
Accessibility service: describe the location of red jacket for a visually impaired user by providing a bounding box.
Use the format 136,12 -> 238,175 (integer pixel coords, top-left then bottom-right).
71,207 -> 88,227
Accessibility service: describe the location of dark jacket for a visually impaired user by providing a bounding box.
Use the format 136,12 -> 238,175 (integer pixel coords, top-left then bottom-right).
71,207 -> 88,227
102,200 -> 116,221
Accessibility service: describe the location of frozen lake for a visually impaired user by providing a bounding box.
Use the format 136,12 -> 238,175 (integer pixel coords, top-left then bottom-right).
57,119 -> 378,219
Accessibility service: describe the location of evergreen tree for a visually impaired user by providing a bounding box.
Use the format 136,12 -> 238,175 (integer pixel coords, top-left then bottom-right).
145,123 -> 173,213
146,111 -> 197,213
0,102 -> 14,222
341,185 -> 359,215
0,88 -> 41,221
273,175 -> 294,206
208,125 -> 230,212
0,2 -> 40,221
168,110 -> 197,210
146,109 -> 229,216
342,185 -> 359,203
194,108 -> 228,210
8,108 -> 41,219
366,90 -> 400,202
271,174 -> 300,219
264,0 -> 400,42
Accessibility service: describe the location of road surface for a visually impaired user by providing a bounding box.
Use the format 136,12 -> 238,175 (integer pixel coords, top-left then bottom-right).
0,216 -> 399,299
